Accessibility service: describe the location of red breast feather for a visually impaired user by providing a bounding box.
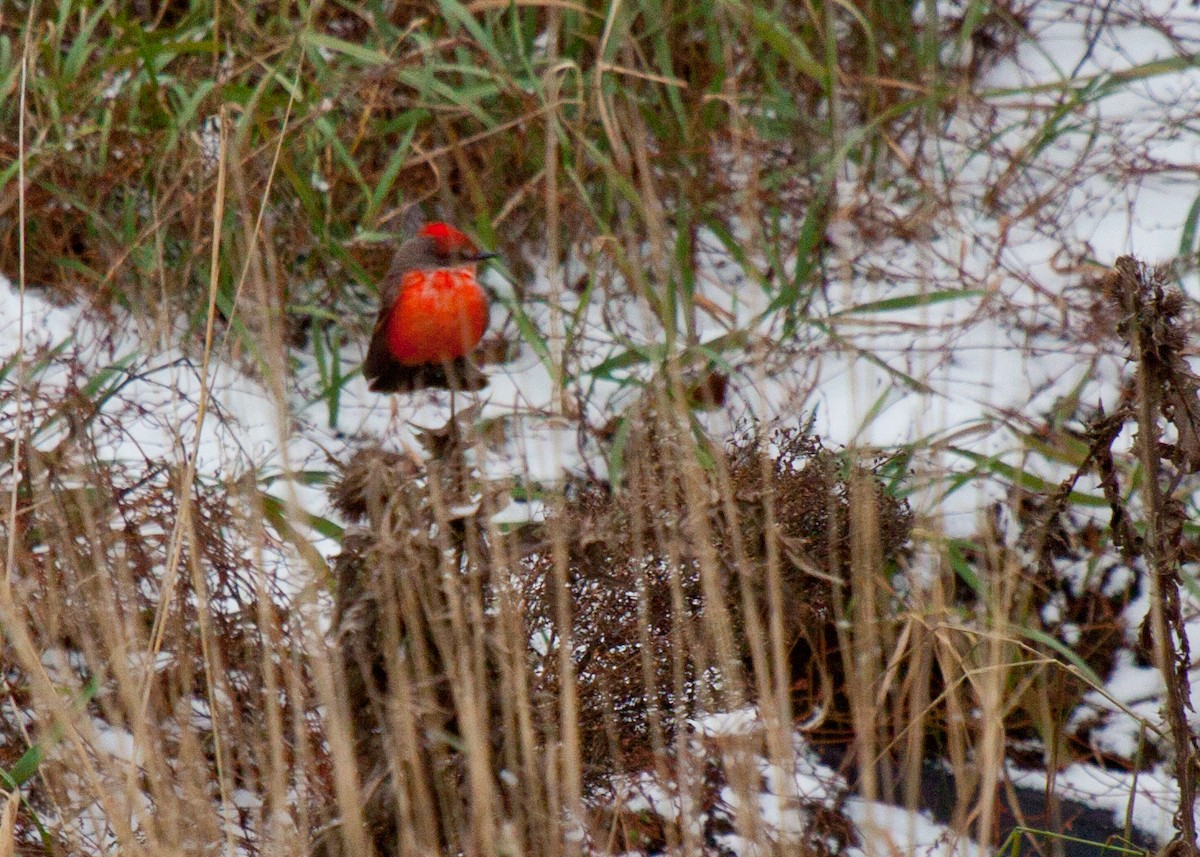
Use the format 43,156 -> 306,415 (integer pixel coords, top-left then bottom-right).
386,268 -> 489,365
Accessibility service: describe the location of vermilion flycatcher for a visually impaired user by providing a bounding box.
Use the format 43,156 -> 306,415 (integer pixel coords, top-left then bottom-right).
363,222 -> 497,393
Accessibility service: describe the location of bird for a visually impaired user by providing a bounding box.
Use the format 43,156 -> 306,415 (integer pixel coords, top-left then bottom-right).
363,222 -> 497,393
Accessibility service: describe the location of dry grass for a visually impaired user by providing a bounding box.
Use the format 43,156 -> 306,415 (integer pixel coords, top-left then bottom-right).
4,2 -> 1200,857
316,401 -> 916,856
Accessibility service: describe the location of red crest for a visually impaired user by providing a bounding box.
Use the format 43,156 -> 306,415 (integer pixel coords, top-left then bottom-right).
419,222 -> 475,254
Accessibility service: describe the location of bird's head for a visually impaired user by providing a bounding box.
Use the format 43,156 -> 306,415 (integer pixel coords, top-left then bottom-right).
416,222 -> 498,266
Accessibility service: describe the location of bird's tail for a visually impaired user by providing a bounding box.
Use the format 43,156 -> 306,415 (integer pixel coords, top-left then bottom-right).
365,352 -> 487,393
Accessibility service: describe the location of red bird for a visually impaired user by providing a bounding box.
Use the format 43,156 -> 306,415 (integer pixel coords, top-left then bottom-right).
364,222 -> 497,393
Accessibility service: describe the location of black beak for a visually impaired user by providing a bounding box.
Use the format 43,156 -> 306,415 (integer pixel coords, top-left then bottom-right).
471,251 -> 500,262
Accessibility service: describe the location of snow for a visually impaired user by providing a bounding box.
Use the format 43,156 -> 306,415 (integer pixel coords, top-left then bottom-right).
847,800 -> 989,857
1010,763 -> 1180,844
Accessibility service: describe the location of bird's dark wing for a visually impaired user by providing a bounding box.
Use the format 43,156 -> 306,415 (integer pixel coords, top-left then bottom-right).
363,307 -> 397,389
